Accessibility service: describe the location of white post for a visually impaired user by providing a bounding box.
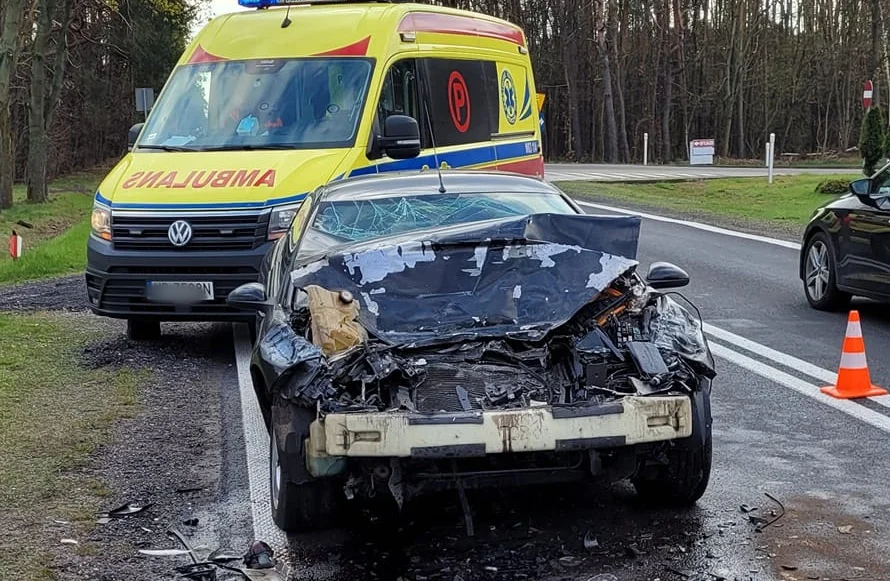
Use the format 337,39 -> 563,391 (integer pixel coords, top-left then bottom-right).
768,132 -> 776,184
643,133 -> 648,166
765,142 -> 770,167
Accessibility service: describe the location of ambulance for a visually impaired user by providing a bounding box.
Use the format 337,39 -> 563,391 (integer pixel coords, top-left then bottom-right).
85,0 -> 545,340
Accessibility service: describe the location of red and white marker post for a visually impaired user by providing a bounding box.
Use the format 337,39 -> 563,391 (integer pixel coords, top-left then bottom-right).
864,80 -> 874,109
9,230 -> 22,260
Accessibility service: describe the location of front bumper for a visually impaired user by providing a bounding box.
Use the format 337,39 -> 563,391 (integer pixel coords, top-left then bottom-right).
85,235 -> 273,321
310,396 -> 692,460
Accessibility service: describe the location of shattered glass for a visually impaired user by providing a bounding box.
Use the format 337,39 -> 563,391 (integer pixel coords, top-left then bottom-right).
313,193 -> 575,244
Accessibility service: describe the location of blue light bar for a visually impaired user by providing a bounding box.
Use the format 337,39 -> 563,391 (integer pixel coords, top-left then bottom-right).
237,0 -> 311,7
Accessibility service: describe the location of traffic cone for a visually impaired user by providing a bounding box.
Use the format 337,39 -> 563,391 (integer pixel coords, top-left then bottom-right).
821,310 -> 887,399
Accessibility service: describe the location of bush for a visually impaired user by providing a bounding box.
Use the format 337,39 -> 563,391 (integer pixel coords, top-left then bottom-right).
815,179 -> 850,195
859,105 -> 885,175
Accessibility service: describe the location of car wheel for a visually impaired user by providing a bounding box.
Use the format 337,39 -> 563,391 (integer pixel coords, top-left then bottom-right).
269,409 -> 340,532
803,232 -> 851,311
632,389 -> 712,506
126,319 -> 161,341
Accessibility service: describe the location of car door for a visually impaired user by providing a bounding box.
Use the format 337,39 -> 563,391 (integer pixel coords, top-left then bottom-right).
839,171 -> 890,297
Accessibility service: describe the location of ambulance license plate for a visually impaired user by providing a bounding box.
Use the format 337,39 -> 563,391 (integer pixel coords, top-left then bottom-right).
145,281 -> 214,303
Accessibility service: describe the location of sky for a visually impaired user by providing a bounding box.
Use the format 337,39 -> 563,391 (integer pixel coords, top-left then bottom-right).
192,0 -> 251,36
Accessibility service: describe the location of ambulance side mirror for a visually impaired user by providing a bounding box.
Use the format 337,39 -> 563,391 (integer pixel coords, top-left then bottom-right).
379,115 -> 421,160
127,123 -> 144,151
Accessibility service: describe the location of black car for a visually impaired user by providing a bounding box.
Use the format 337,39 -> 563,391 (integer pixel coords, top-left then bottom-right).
801,167 -> 890,310
228,170 -> 716,532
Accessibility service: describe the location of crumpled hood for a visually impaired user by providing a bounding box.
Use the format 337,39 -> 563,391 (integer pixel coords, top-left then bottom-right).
290,213 -> 642,343
97,149 -> 350,208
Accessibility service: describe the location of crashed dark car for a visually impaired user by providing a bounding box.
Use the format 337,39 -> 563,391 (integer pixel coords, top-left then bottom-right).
228,171 -> 716,532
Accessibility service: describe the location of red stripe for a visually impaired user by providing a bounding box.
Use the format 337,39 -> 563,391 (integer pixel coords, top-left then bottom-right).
313,36 -> 371,57
495,156 -> 544,178
187,45 -> 227,64
399,13 -> 525,46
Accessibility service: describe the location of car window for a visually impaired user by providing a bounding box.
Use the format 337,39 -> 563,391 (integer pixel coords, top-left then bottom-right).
308,192 -> 574,244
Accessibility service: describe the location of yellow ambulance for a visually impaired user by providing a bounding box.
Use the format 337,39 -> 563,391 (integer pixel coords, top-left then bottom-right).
85,0 -> 544,339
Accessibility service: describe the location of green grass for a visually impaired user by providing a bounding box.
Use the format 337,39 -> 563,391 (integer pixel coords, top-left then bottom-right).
558,174 -> 858,228
0,312 -> 143,580
0,170 -> 105,286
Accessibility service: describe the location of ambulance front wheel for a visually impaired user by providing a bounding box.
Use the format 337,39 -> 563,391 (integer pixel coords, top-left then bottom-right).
127,319 -> 161,341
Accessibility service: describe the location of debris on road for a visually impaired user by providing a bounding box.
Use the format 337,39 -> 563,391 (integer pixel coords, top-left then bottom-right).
138,548 -> 193,557
837,525 -> 853,534
60,538 -> 78,545
583,530 -> 600,550
243,540 -> 276,569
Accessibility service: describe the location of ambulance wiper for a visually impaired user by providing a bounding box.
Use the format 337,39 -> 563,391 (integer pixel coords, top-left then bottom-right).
138,144 -> 200,152
201,144 -> 297,151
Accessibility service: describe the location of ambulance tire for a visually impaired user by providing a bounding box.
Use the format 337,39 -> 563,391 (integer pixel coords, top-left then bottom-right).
126,319 -> 161,341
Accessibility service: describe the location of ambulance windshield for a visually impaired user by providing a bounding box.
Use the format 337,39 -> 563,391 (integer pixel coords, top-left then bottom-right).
137,58 -> 373,151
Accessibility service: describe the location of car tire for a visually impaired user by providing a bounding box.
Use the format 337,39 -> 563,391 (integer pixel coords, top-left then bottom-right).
632,387 -> 712,507
126,319 -> 161,341
803,232 -> 851,311
269,408 -> 340,532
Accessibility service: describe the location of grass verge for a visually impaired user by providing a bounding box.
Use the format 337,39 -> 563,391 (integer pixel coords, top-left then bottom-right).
0,312 -> 142,580
0,170 -> 106,286
558,174 -> 857,230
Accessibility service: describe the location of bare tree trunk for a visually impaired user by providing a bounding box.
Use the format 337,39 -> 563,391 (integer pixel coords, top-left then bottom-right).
611,0 -> 629,162
0,0 -> 27,209
595,0 -> 619,162
27,0 -> 74,203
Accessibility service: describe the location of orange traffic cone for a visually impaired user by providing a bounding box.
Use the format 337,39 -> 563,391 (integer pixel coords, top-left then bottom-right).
821,310 -> 887,399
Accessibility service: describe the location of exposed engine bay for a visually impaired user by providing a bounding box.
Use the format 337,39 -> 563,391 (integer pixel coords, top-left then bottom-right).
258,213 -> 714,418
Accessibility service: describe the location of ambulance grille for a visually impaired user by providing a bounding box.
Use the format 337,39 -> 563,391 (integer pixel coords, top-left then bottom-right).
111,213 -> 269,251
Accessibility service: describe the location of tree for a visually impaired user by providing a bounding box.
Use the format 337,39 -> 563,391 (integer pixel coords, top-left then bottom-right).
859,105 -> 885,176
27,0 -> 75,203
0,0 -> 26,209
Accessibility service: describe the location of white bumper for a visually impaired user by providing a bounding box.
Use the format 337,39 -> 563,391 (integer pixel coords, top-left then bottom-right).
311,396 -> 692,459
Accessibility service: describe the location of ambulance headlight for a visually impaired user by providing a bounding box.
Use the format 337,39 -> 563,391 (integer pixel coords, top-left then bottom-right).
91,203 -> 112,241
268,202 -> 301,241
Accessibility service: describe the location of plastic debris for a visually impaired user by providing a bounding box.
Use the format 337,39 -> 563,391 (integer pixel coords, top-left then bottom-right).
583,531 -> 600,550
101,502 -> 153,520
243,540 -> 275,569
60,539 -> 78,545
838,525 -> 853,534
138,549 -> 192,557
558,556 -> 581,568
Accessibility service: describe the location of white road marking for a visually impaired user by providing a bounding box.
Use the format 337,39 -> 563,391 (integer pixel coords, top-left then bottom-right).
705,322 -> 890,410
232,324 -> 290,560
710,341 -> 890,433
574,200 -> 802,250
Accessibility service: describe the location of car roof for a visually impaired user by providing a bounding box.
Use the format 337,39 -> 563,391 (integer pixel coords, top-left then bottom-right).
320,170 -> 567,202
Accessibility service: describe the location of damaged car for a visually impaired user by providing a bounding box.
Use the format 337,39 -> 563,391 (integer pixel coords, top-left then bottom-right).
227,171 -> 716,532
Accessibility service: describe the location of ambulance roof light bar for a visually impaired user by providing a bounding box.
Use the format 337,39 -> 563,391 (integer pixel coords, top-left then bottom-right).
237,0 -> 395,8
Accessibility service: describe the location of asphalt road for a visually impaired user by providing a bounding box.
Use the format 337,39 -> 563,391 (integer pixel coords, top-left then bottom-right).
544,163 -> 860,182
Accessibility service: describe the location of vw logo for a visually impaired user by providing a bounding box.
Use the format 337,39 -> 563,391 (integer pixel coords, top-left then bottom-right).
168,220 -> 193,247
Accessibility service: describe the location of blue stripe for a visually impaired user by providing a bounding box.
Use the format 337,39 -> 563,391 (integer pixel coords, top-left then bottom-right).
95,191 -> 308,210
95,141 -> 539,209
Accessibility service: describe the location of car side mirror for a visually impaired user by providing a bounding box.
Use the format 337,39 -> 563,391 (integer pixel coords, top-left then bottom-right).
850,178 -> 872,196
227,282 -> 275,315
379,115 -> 421,160
127,123 -> 144,151
646,261 -> 690,289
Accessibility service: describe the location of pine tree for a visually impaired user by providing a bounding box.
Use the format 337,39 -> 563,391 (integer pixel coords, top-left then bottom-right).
860,105 -> 885,175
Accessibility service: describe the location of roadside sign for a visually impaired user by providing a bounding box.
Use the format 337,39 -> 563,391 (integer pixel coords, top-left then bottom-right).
864,80 -> 874,109
135,88 -> 155,113
689,138 -> 715,165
